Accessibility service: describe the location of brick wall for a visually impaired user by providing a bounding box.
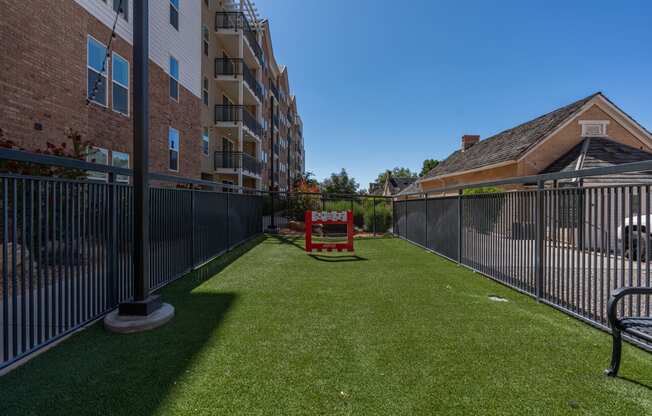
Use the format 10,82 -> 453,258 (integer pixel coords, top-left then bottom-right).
0,0 -> 201,179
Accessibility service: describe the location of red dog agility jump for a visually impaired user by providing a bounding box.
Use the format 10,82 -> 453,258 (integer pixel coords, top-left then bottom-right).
305,210 -> 354,252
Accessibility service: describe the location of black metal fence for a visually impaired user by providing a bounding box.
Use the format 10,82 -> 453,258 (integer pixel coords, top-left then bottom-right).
0,149 -> 265,370
395,167 -> 652,350
261,192 -> 394,235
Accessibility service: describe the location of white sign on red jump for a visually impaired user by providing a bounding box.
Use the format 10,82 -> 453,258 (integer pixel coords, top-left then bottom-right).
311,211 -> 347,222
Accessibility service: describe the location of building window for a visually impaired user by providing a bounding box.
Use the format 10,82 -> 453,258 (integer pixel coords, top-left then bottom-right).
202,25 -> 209,56
87,36 -> 108,106
112,151 -> 130,183
113,0 -> 129,21
87,147 -> 109,181
169,127 -> 180,171
169,56 -> 179,101
202,128 -> 209,155
580,120 -> 609,137
222,180 -> 234,193
203,77 -> 209,106
112,52 -> 129,115
169,0 -> 180,30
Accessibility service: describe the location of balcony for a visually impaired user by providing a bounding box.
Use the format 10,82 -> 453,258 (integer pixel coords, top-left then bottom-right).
242,64 -> 263,102
215,12 -> 263,65
214,105 -> 262,139
215,58 -> 243,77
269,79 -> 280,99
215,58 -> 263,103
241,108 -> 262,138
214,151 -> 263,176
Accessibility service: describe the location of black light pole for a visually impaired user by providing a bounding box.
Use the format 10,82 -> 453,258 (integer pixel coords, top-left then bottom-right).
119,0 -> 159,316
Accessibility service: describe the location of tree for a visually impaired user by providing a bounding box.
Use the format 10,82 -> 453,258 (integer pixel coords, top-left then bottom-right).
293,171 -> 319,192
374,167 -> 416,187
420,159 -> 439,177
322,168 -> 359,194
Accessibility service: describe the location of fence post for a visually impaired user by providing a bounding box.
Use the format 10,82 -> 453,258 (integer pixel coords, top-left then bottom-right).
457,189 -> 463,264
535,180 -> 545,300
404,195 -> 408,239
190,187 -> 196,268
372,196 -> 376,236
424,192 -> 428,248
107,172 -> 118,307
226,190 -> 230,250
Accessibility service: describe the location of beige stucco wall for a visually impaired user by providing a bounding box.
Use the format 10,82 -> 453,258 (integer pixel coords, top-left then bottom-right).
420,163 -> 520,194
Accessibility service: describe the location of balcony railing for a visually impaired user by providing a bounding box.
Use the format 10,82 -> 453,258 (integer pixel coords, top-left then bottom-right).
215,12 -> 263,64
215,58 -> 243,77
215,104 -> 242,123
214,151 -> 263,176
269,79 -> 280,99
242,64 -> 263,102
215,11 -> 253,31
242,109 -> 262,137
215,59 -> 263,103
244,30 -> 263,63
215,105 -> 262,138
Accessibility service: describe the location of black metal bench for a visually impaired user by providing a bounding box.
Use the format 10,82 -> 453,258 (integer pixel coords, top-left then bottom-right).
605,287 -> 652,377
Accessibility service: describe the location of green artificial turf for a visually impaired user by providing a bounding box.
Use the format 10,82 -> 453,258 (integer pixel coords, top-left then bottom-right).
1,236 -> 651,415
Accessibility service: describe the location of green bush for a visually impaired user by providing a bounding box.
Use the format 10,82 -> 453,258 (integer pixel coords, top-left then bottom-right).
363,203 -> 392,233
287,194 -> 321,221
324,200 -> 365,227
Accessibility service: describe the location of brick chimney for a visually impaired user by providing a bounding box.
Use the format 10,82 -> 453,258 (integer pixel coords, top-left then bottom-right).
462,135 -> 480,151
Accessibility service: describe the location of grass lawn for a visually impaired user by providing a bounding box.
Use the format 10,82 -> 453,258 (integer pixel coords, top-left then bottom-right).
0,236 -> 651,415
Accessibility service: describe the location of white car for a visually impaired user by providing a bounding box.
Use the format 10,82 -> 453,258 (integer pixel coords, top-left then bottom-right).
617,216 -> 651,261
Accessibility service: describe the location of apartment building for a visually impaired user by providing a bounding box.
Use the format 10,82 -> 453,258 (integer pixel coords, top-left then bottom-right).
0,0 -> 203,180
201,0 -> 305,191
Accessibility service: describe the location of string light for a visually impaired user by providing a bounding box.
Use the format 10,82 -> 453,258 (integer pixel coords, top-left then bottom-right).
87,0 -> 124,105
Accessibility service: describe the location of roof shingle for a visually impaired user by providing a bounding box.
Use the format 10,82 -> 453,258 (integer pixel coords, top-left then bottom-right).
422,92 -> 601,180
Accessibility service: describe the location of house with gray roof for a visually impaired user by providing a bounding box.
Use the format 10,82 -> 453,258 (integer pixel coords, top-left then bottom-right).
402,92 -> 652,196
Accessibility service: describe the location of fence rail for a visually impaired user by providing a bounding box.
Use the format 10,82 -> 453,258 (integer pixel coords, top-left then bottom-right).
395,166 -> 652,351
0,149 -> 267,370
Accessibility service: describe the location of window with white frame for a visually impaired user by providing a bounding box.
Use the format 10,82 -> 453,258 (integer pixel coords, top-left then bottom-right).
202,128 -> 209,155
203,77 -> 209,106
580,120 -> 609,137
202,25 -> 209,56
169,127 -> 180,171
169,0 -> 180,30
112,52 -> 129,115
169,56 -> 179,101
87,36 -> 108,106
86,147 -> 109,181
113,0 -> 129,21
112,151 -> 130,183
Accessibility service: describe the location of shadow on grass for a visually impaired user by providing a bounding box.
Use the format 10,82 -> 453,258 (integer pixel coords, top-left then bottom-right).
308,254 -> 368,262
267,234 -> 305,251
0,237 -> 265,416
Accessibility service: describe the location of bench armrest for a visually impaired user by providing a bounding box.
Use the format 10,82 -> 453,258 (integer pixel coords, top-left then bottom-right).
607,287 -> 652,329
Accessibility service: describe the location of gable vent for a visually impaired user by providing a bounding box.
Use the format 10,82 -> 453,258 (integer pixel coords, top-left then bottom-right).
580,120 -> 609,137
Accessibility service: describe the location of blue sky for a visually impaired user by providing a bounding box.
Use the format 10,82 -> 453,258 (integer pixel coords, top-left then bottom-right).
256,0 -> 652,189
